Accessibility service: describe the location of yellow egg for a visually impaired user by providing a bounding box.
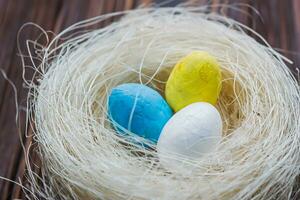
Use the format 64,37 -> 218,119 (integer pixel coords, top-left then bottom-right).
165,51 -> 222,112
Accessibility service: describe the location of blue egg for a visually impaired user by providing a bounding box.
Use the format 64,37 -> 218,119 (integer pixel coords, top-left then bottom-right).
108,83 -> 173,143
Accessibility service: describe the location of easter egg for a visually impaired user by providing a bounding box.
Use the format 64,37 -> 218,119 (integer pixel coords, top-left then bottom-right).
157,102 -> 222,172
108,83 -> 173,143
165,51 -> 222,112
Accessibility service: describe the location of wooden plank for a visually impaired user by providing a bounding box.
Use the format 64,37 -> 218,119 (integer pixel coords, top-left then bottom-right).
293,0 -> 300,67
0,0 -> 61,199
252,0 -> 300,72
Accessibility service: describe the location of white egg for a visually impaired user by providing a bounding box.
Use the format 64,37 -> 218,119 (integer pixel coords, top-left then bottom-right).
157,102 -> 222,173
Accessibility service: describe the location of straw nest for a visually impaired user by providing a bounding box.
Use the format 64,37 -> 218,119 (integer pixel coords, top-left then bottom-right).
23,6 -> 300,200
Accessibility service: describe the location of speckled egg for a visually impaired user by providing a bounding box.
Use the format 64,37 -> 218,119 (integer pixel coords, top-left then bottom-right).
165,51 -> 222,112
157,102 -> 222,172
108,83 -> 173,143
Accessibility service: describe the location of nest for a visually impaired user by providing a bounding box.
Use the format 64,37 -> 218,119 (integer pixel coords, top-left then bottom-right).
23,6 -> 300,200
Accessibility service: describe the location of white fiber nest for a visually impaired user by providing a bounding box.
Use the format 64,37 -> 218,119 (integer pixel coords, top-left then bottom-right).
24,6 -> 300,200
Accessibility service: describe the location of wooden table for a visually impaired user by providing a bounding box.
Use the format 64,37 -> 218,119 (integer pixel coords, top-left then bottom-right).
0,0 -> 299,199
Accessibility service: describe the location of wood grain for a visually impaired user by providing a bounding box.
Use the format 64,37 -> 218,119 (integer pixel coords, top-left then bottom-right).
0,0 -> 299,199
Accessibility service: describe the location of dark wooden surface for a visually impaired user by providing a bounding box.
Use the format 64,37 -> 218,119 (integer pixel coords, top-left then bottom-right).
0,0 -> 299,199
